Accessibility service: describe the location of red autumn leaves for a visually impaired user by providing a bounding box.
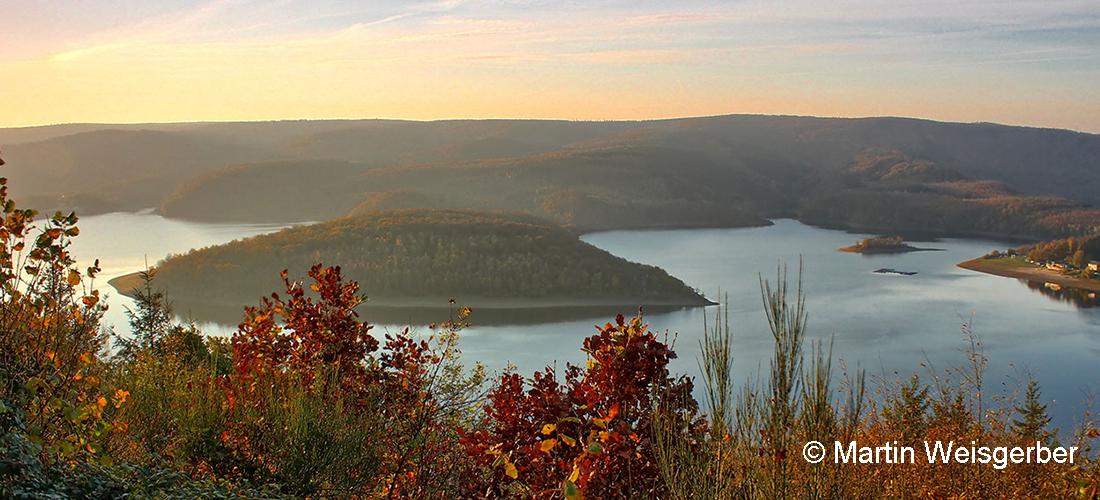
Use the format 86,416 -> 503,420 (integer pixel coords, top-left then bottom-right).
461,313 -> 704,498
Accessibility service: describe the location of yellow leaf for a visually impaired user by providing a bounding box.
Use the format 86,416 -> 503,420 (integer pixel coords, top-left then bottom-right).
114,389 -> 130,407
67,270 -> 81,286
592,417 -> 609,429
561,435 -> 576,447
541,423 -> 557,435
569,466 -> 580,483
504,460 -> 518,479
540,439 -> 558,452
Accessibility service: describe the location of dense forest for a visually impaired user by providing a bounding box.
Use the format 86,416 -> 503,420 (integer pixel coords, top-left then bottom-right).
145,209 -> 710,307
4,115 -> 1100,238
1023,235 -> 1100,267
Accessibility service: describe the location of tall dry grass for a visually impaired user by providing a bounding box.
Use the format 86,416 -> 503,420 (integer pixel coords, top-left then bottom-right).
656,266 -> 1100,499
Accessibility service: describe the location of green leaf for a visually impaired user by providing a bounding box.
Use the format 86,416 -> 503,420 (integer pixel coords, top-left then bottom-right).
24,376 -> 45,393
563,480 -> 582,500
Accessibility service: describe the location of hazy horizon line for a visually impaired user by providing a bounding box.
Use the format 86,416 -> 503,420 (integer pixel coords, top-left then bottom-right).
4,112 -> 1097,135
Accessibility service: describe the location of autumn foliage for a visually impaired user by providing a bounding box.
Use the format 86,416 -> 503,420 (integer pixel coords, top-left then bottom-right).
232,264 -> 379,392
461,313 -> 703,498
0,175 -> 116,464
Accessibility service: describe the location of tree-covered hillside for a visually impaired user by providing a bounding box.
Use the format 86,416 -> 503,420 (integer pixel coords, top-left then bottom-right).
1023,235 -> 1100,267
798,150 -> 1100,239
143,209 -> 710,307
5,115 -> 1100,239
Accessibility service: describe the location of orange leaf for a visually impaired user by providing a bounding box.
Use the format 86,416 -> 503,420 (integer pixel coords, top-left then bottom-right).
540,438 -> 558,452
114,389 -> 130,407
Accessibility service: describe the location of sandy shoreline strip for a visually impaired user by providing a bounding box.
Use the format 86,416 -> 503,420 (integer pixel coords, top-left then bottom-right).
958,258 -> 1100,292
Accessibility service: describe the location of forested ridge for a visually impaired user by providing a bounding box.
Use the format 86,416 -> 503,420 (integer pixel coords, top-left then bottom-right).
798,150 -> 1100,239
4,115 -> 1100,239
148,209 -> 709,307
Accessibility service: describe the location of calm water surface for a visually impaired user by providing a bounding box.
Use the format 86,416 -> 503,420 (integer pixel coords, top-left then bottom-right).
69,215 -> 1100,431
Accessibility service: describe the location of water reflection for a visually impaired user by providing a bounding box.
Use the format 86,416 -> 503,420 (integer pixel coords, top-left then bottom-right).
1018,279 -> 1100,308
168,295 -> 708,329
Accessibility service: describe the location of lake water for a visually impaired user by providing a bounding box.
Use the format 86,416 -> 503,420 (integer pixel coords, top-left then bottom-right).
69,214 -> 1100,431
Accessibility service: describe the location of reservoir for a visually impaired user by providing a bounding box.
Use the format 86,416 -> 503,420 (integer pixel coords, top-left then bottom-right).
70,214 -> 1100,431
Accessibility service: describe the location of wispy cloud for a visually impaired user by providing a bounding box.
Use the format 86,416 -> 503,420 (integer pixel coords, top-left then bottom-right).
6,0 -> 1100,131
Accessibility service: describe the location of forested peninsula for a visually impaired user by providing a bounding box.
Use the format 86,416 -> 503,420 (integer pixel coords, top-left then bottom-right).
111,209 -> 713,309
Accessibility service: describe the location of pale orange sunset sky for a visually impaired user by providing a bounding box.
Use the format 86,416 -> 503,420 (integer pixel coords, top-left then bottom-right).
2,0 -> 1099,131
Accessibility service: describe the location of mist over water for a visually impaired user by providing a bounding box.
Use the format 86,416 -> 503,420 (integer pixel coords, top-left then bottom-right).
70,214 -> 1100,432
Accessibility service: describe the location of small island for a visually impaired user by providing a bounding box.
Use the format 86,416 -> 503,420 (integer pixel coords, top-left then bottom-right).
111,209 -> 716,311
839,235 -> 942,254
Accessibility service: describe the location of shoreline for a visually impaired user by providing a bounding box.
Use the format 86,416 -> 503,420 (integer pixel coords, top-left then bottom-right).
839,245 -> 943,254
957,258 -> 1100,292
108,271 -> 718,310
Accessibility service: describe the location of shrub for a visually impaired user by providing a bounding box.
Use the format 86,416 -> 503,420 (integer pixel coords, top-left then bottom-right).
220,264 -> 485,496
0,175 -> 117,468
461,312 -> 704,498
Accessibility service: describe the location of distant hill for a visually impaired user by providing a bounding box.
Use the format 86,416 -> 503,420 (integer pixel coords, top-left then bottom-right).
5,115 -> 1100,238
132,209 -> 711,308
798,149 -> 1100,239
161,144 -> 775,231
1,129 -> 271,212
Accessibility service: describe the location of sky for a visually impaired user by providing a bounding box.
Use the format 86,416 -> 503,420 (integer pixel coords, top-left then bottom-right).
2,0 -> 1099,132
